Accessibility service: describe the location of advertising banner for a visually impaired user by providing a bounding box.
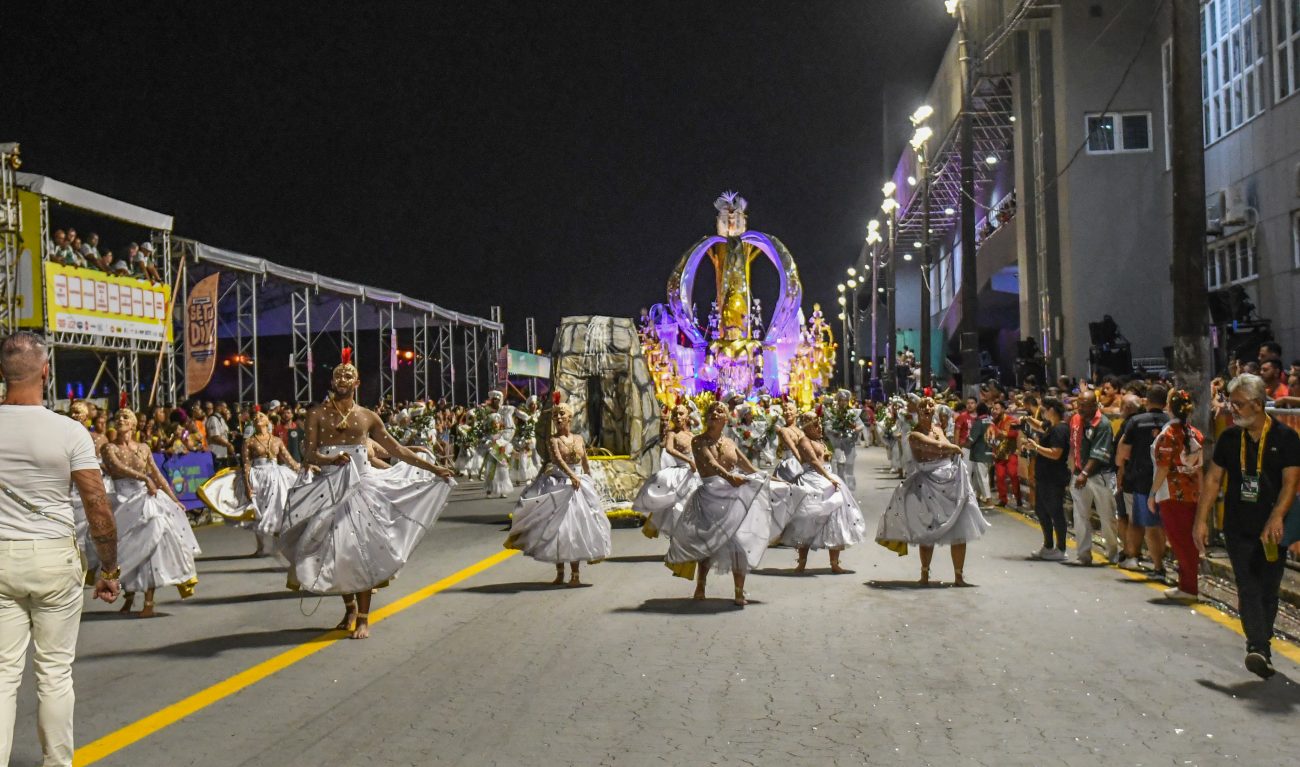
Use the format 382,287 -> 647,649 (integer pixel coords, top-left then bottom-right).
185,273 -> 220,395
44,261 -> 172,343
15,189 -> 43,327
153,451 -> 216,512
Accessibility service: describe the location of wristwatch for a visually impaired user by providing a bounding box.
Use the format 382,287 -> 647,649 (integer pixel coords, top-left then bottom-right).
97,567 -> 121,581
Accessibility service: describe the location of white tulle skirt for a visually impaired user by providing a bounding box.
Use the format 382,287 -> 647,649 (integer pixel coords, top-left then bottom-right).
877,455 -> 991,548
278,444 -> 454,594
111,479 -> 200,596
665,474 -> 783,578
455,445 -> 484,477
72,471 -> 113,572
246,459 -> 310,542
773,455 -> 803,483
509,441 -> 541,484
634,449 -> 700,539
485,453 -> 514,498
780,464 -> 867,550
506,468 -> 612,563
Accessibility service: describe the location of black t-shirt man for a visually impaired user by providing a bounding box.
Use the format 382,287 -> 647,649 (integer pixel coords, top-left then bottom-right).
1121,409 -> 1170,493
1211,419 -> 1300,538
1035,422 -> 1071,487
285,422 -> 305,463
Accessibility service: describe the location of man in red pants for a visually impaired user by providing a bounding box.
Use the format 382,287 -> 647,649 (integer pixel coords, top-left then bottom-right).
988,400 -> 1021,507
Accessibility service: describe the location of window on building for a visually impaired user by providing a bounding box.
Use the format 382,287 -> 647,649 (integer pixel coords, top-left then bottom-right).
1202,0 -> 1266,144
1206,231 -> 1259,289
1085,112 -> 1152,154
1276,0 -> 1300,101
1292,209 -> 1300,268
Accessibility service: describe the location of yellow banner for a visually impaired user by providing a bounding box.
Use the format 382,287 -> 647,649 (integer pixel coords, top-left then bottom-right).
44,261 -> 173,344
15,189 -> 43,327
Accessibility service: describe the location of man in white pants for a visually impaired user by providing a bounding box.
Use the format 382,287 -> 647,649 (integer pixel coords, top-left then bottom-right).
1066,391 -> 1120,565
0,332 -> 120,767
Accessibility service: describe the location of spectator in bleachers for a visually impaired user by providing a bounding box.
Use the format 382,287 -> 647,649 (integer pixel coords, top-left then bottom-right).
136,242 -> 163,283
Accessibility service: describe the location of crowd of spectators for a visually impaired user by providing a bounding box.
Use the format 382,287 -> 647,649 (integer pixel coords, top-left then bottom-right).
47,226 -> 163,283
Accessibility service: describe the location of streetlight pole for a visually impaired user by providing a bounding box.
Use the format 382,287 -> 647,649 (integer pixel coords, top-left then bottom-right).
881,183 -> 899,395
910,108 -> 934,389
952,0 -> 981,396
836,284 -> 849,389
866,220 -> 883,400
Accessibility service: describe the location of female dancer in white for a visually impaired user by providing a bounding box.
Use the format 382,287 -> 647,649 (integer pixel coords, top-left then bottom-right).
102,408 -> 201,617
773,399 -> 804,482
483,414 -> 514,498
635,403 -> 700,539
509,396 -> 542,484
876,397 -> 990,586
242,410 -> 309,556
506,402 -> 612,585
666,402 -> 784,607
782,412 -> 867,574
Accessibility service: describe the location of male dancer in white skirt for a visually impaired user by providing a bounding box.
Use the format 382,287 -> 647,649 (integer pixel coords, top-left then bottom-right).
281,350 -> 455,639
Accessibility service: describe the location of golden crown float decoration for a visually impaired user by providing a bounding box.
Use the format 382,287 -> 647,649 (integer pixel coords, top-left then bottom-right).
639,191 -> 835,409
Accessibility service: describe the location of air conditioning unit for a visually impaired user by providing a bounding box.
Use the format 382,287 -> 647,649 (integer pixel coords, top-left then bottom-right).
1223,183 -> 1249,225
1206,190 -> 1224,236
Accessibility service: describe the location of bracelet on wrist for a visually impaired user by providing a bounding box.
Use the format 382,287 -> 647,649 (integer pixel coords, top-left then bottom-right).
98,567 -> 121,581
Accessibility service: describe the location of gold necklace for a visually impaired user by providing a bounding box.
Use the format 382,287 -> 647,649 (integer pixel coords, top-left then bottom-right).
255,433 -> 274,455
329,396 -> 356,431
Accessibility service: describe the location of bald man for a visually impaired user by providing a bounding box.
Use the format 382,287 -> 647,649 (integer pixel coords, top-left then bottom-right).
0,332 -> 120,766
1065,391 -> 1120,565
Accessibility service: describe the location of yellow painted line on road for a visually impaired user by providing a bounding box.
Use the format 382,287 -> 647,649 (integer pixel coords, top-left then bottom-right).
996,506 -> 1300,667
74,549 -> 520,767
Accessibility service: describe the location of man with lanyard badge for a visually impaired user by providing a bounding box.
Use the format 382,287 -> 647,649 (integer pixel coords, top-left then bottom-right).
1196,374 -> 1300,678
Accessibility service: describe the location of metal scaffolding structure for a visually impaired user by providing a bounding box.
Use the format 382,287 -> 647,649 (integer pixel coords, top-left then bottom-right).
524,316 -> 538,395
487,306 -> 503,388
178,239 -> 498,407
463,324 -> 480,405
437,323 -> 456,403
0,144 -> 19,341
893,75 -> 1016,243
412,316 -> 430,402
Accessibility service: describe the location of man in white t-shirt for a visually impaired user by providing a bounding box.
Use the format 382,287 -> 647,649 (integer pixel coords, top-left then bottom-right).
206,403 -> 234,467
0,332 -> 120,767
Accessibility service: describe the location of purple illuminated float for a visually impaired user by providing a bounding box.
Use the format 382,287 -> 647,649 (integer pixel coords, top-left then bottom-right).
639,192 -> 833,403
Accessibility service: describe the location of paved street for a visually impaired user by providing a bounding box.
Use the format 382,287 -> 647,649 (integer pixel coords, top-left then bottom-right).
12,448 -> 1300,767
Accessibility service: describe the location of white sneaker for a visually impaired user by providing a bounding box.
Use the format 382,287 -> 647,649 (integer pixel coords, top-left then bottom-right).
1039,548 -> 1067,562
1118,557 -> 1142,570
1030,547 -> 1053,560
1163,587 -> 1198,601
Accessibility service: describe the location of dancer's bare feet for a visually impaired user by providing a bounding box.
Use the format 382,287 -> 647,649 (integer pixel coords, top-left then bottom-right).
335,599 -> 358,631
119,592 -> 135,614
138,600 -> 156,619
794,555 -> 807,574
733,587 -> 747,607
567,573 -> 582,588
953,570 -> 972,587
350,614 -> 370,639
918,567 -> 931,586
692,585 -> 706,600
830,563 -> 850,575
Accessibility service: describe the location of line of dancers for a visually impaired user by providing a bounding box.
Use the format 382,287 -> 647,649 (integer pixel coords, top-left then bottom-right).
66,364 -> 988,630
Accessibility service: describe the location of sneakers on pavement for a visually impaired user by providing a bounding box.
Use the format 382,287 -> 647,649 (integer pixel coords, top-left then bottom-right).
1244,652 -> 1276,679
1163,587 -> 1198,601
1118,557 -> 1143,571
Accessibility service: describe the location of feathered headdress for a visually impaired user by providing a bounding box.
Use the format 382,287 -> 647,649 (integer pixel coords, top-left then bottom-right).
714,190 -> 747,213
341,347 -> 353,366
552,390 -> 563,405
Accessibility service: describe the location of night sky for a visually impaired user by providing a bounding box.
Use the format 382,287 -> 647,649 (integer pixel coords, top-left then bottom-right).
4,1 -> 954,350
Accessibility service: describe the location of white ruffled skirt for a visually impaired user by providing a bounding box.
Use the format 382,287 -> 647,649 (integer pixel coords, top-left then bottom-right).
485,452 -> 514,498
72,471 -> 113,572
665,474 -> 783,578
278,445 -> 454,594
247,459 -> 310,541
509,441 -> 541,484
780,464 -> 867,550
634,450 -> 700,539
506,468 -> 612,563
877,455 -> 991,548
111,479 -> 200,596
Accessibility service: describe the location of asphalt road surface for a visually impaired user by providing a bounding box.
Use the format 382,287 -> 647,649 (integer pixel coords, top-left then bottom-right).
11,449 -> 1300,767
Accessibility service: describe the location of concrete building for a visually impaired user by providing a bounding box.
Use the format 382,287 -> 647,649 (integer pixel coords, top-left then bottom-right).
876,0 -> 1178,382
1167,0 -> 1300,366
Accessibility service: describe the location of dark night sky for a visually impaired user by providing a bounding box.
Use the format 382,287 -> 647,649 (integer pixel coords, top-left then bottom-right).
3,1 -> 954,349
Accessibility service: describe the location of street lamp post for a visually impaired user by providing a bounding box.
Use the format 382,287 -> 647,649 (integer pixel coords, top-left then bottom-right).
847,270 -> 859,394
836,285 -> 848,389
881,182 -> 899,394
866,220 -> 883,400
910,107 -> 934,388
950,0 -> 982,396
